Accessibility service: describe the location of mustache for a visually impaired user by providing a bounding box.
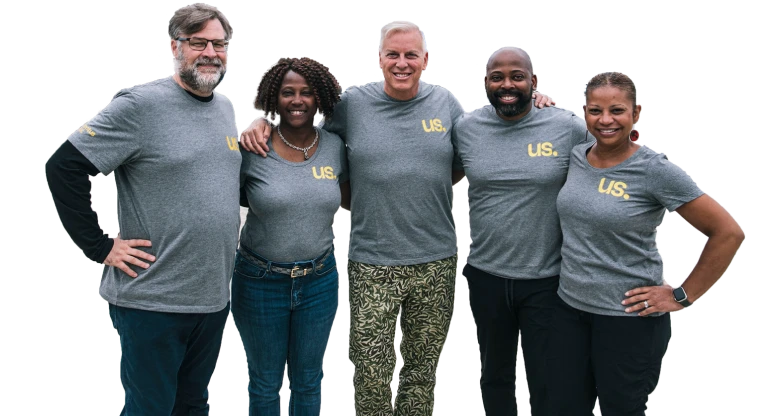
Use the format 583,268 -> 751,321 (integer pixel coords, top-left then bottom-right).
194,57 -> 223,67
493,89 -> 523,98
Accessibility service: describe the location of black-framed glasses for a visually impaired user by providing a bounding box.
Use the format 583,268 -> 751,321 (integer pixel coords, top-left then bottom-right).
176,37 -> 229,52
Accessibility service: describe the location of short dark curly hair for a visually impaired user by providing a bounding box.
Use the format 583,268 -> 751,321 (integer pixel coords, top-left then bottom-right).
255,57 -> 342,120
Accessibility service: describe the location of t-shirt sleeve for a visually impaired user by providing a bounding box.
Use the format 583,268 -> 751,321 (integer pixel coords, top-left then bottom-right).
646,154 -> 704,212
320,91 -> 349,140
68,89 -> 144,174
571,115 -> 594,145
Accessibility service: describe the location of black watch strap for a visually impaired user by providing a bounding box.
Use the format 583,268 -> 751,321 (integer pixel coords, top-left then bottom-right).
673,286 -> 692,307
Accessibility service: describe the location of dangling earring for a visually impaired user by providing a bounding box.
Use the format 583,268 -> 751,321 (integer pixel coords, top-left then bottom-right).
630,130 -> 639,141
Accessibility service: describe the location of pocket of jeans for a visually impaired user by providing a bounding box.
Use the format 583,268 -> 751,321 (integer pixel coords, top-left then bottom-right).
315,256 -> 337,277
234,254 -> 268,279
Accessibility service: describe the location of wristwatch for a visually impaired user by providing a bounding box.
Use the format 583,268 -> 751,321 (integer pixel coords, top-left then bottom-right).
673,286 -> 692,307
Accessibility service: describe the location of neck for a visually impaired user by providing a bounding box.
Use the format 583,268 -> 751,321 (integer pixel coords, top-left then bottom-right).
278,123 -> 316,146
383,83 -> 419,101
591,138 -> 639,164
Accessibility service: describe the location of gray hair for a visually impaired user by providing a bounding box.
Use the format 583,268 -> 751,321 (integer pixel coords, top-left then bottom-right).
168,3 -> 233,41
378,20 -> 427,54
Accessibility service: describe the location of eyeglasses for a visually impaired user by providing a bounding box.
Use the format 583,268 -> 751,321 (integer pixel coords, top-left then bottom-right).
176,37 -> 229,52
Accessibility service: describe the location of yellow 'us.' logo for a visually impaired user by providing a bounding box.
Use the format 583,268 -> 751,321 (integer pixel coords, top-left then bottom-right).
226,136 -> 239,151
422,118 -> 446,132
598,178 -> 630,200
312,166 -> 336,180
528,142 -> 558,157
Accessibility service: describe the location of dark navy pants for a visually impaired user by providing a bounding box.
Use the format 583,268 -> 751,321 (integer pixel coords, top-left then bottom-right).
464,264 -> 559,416
546,297 -> 671,416
108,302 -> 229,416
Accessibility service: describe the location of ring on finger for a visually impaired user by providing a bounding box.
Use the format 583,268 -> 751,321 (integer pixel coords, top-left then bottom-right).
643,300 -> 649,309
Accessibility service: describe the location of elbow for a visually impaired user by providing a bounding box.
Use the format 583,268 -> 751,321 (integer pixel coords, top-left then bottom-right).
733,226 -> 746,246
718,222 -> 745,249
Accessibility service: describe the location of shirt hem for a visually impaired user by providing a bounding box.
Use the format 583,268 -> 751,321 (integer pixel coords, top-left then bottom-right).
558,288 -> 665,317
468,262 -> 560,280
101,293 -> 229,314
349,249 -> 458,267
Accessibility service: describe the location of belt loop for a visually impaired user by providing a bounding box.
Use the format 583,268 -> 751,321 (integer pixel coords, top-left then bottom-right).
266,260 -> 272,274
312,249 -> 325,274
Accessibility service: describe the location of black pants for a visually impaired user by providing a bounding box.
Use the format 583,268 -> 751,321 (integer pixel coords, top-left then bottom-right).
547,297 -> 671,416
464,264 -> 559,416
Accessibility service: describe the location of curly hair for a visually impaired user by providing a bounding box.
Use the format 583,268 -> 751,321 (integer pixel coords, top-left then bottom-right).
255,57 -> 342,120
585,72 -> 637,108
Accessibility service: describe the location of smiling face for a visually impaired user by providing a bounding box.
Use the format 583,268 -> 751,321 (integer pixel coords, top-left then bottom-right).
171,18 -> 228,95
584,85 -> 641,147
485,49 -> 537,121
277,70 -> 318,129
379,30 -> 428,100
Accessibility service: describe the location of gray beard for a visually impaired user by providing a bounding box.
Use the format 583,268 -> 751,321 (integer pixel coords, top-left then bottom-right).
175,51 -> 225,95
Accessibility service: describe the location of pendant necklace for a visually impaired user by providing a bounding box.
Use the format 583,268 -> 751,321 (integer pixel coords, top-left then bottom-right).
277,125 -> 318,160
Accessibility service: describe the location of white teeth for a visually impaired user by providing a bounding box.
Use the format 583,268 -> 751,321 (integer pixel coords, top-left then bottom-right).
600,129 -> 617,133
501,95 -> 516,100
290,111 -> 305,115
394,73 -> 409,78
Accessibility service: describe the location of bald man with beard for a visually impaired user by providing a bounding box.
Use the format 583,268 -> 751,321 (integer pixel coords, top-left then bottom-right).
452,47 -> 592,416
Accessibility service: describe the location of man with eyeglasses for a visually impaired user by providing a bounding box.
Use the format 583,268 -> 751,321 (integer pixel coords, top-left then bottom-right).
45,4 -> 239,414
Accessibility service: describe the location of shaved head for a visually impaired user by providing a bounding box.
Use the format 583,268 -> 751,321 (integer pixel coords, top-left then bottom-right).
484,46 -> 537,120
486,47 -> 533,74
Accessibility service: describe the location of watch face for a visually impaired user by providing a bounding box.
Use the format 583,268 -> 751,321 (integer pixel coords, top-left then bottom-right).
673,287 -> 687,302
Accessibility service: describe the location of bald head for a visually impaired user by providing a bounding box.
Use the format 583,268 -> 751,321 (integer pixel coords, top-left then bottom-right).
484,47 -> 537,121
486,47 -> 533,74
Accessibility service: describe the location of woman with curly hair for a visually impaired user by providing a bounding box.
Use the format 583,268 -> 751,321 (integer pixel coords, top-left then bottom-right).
231,57 -> 349,416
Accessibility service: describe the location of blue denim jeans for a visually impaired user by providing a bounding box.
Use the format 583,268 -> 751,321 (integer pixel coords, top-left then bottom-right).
108,303 -> 229,416
231,245 -> 339,416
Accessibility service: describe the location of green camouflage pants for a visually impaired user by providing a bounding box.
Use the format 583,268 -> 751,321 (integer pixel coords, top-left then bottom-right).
348,255 -> 457,416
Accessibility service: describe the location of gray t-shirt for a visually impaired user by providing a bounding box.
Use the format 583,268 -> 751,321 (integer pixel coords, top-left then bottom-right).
557,144 -> 703,316
322,81 -> 464,266
69,77 -> 241,313
239,129 -> 348,261
454,105 -> 588,279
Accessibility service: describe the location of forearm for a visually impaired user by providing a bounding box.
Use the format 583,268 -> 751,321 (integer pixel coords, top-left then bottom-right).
46,141 -> 113,263
681,228 -> 744,303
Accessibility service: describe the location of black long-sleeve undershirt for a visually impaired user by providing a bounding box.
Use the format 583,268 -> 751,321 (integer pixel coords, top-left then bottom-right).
46,141 -> 113,263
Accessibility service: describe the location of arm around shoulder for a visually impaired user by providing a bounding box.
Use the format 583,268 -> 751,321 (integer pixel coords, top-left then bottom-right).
240,118 -> 272,157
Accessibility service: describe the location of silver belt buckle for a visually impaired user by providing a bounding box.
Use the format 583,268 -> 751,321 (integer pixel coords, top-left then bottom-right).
290,266 -> 308,278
